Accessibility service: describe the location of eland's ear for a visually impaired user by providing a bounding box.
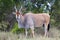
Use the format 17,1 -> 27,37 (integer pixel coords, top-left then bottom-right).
12,12 -> 16,15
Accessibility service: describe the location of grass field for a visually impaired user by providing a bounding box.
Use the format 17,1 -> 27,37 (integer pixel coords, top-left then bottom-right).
0,27 -> 60,40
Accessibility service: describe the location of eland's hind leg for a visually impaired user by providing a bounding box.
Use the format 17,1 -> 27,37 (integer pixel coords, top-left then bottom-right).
44,24 -> 48,37
44,22 -> 50,37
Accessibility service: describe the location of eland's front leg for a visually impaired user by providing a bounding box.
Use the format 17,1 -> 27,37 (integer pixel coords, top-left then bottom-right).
25,29 -> 28,37
30,26 -> 34,37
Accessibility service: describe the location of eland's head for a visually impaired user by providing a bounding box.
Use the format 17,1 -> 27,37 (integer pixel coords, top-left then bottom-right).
14,6 -> 22,20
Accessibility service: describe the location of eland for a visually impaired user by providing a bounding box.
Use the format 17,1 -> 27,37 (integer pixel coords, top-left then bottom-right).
14,6 -> 50,37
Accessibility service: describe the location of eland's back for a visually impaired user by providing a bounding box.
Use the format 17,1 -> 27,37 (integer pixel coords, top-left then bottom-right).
24,12 -> 50,27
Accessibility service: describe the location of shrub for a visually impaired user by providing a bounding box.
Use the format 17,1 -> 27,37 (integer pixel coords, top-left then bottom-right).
11,22 -> 24,34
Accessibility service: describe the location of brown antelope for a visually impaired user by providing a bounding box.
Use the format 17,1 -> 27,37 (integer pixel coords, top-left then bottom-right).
14,6 -> 50,37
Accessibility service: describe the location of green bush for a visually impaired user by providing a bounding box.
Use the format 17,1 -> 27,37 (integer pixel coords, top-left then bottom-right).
0,21 -> 9,31
11,22 -> 25,34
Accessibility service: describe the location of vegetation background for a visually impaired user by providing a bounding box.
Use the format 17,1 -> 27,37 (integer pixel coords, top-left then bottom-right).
0,0 -> 60,40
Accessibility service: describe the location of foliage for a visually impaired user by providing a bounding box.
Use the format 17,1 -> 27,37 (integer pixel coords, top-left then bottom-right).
0,21 -> 9,31
51,0 -> 60,26
0,0 -> 16,31
11,22 -> 24,34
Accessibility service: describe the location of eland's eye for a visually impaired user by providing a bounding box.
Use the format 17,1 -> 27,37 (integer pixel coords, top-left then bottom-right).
16,14 -> 20,19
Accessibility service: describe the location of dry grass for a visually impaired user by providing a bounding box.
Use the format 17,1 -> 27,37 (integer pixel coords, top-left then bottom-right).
0,27 -> 60,40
